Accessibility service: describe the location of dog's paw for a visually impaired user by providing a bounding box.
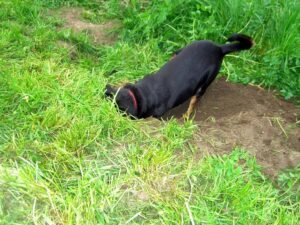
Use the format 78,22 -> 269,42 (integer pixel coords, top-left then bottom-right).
182,111 -> 192,120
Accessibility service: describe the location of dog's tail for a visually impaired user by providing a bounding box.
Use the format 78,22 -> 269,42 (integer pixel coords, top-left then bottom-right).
220,34 -> 254,55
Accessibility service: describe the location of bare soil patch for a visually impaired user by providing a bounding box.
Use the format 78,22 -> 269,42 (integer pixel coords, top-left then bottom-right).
56,7 -> 119,45
163,78 -> 300,177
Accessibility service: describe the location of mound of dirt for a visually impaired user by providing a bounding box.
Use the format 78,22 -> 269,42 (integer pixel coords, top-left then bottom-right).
57,7 -> 119,45
163,78 -> 300,177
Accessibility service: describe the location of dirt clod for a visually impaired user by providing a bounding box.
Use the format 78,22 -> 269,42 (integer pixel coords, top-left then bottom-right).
163,77 -> 300,177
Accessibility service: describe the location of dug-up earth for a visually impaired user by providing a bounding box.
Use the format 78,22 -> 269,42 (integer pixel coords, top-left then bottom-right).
57,8 -> 299,178
163,78 -> 300,177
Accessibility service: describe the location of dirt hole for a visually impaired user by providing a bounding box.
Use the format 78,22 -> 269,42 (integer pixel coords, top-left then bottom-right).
163,77 -> 300,177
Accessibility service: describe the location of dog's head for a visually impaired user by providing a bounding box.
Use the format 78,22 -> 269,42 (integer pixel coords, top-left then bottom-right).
104,84 -> 138,118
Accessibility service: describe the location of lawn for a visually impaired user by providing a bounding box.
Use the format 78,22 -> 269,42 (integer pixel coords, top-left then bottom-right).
0,0 -> 299,224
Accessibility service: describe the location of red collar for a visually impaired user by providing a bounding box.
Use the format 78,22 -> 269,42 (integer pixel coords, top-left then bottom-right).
128,90 -> 138,110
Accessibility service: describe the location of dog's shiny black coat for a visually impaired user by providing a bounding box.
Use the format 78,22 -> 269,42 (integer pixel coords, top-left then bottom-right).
105,34 -> 253,119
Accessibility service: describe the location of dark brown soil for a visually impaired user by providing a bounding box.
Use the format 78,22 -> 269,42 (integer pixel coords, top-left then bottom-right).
163,77 -> 300,177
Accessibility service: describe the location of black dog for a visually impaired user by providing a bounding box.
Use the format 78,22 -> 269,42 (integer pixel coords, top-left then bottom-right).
105,34 -> 253,119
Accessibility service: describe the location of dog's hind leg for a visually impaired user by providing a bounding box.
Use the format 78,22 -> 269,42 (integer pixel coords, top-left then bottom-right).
184,86 -> 204,119
183,85 -> 208,119
183,95 -> 198,119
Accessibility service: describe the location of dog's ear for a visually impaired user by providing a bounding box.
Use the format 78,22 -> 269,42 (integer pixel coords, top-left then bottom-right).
104,84 -> 117,98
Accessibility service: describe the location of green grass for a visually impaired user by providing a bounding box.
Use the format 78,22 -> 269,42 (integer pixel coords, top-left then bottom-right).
0,0 -> 299,224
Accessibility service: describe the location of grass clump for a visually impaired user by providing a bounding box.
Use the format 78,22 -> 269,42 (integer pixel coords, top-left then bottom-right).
2,147 -> 299,224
